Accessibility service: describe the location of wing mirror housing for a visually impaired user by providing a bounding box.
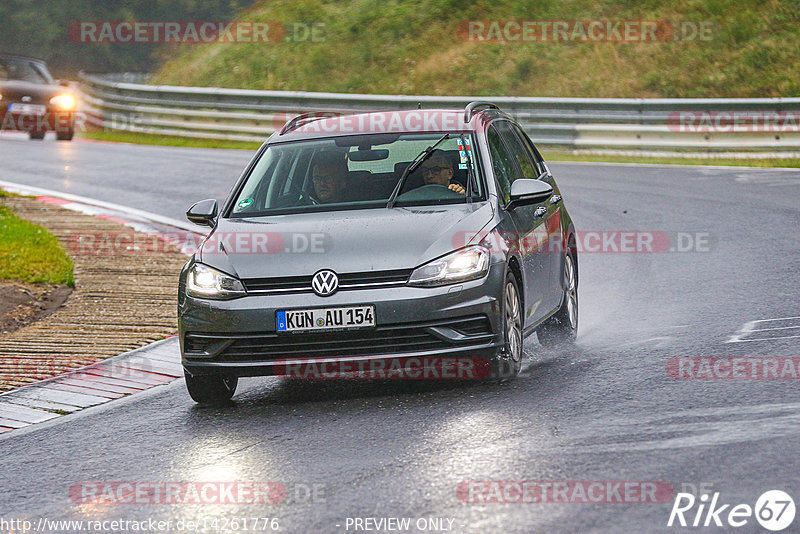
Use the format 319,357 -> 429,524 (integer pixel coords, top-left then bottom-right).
505,179 -> 553,210
186,199 -> 218,227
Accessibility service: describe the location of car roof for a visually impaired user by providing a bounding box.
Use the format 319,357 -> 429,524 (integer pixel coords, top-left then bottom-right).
269,107 -> 511,143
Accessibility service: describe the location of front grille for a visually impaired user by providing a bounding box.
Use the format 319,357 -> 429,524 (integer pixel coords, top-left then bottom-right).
184,315 -> 494,362
242,268 -> 412,294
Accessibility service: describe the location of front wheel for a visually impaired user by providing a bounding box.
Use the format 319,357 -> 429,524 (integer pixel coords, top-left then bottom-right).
491,271 -> 523,380
184,371 -> 238,404
537,251 -> 578,347
29,131 -> 46,140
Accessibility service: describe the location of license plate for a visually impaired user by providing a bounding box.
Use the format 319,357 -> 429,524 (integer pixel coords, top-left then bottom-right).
277,305 -> 375,333
8,103 -> 46,115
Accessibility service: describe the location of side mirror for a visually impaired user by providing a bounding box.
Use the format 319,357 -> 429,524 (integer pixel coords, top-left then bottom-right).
506,179 -> 553,210
186,199 -> 218,227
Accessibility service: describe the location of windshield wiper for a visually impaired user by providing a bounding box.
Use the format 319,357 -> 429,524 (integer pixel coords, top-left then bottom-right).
386,134 -> 449,208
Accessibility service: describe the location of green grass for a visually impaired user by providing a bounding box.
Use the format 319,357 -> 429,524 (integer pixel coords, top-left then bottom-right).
151,0 -> 800,98
0,203 -> 74,286
542,151 -> 800,168
80,131 -> 262,151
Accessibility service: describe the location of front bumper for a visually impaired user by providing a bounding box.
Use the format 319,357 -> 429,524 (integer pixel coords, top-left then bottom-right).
179,263 -> 506,378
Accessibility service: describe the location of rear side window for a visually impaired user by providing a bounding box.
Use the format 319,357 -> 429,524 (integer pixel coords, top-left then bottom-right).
495,120 -> 540,180
511,124 -> 546,176
487,124 -> 519,204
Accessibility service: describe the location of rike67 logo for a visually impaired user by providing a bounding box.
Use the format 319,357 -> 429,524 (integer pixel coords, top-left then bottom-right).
668,490 -> 795,531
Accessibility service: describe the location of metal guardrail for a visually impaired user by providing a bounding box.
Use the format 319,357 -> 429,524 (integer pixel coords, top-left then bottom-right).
78,72 -> 800,153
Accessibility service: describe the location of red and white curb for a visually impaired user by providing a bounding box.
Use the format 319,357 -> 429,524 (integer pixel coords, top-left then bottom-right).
0,337 -> 182,433
0,181 -> 202,434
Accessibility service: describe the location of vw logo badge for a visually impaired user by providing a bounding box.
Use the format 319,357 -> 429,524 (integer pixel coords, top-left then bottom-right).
311,269 -> 338,296
22,96 -> 32,102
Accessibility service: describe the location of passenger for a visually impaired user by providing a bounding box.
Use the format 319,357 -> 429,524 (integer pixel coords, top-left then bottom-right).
311,153 -> 349,203
419,150 -> 465,194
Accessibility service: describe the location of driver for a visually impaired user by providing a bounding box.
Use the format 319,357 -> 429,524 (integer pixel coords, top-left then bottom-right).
311,153 -> 349,203
420,151 -> 466,194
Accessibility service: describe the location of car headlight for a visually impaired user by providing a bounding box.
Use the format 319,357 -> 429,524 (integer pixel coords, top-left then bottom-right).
49,94 -> 76,110
186,264 -> 246,299
408,245 -> 490,287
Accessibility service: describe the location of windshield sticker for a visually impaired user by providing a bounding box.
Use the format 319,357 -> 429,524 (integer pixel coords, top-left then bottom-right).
458,137 -> 472,165
237,198 -> 254,209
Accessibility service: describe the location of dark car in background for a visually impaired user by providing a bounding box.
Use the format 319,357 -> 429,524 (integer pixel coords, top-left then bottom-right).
0,54 -> 76,141
179,102 -> 578,403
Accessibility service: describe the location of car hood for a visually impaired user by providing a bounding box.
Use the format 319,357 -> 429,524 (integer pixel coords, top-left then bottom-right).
0,80 -> 60,103
198,203 -> 495,279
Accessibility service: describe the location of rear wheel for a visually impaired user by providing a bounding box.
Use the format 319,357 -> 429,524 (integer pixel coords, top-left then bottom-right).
184,371 -> 238,404
537,251 -> 578,347
29,131 -> 45,140
491,271 -> 523,380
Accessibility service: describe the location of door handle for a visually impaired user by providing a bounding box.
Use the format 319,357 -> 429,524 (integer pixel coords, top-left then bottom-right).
534,206 -> 547,218
550,195 -> 562,205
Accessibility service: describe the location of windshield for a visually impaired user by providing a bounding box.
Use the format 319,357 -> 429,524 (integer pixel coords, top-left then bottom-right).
228,133 -> 484,217
0,57 -> 53,84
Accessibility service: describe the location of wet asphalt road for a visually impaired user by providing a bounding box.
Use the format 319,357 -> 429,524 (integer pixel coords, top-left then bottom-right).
1,133 -> 800,533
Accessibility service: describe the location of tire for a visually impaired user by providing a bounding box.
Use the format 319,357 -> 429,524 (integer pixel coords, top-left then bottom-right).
56,129 -> 74,141
184,371 -> 238,404
29,131 -> 45,140
491,271 -> 523,380
537,251 -> 578,347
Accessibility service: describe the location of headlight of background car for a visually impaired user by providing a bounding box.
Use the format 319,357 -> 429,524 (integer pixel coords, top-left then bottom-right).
187,264 -> 246,299
49,94 -> 76,110
408,245 -> 490,287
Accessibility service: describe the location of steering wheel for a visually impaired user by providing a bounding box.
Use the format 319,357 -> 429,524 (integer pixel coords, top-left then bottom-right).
281,183 -> 320,207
